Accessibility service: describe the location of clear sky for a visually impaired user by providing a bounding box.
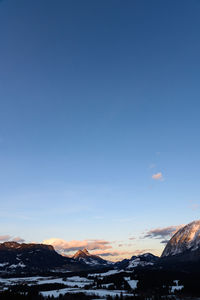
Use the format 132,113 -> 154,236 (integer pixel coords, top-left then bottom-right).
0,0 -> 200,261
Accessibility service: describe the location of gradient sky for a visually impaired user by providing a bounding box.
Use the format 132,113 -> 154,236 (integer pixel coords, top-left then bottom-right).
0,0 -> 200,261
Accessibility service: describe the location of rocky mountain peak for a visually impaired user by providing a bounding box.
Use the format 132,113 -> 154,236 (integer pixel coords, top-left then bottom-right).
82,248 -> 89,255
73,249 -> 91,259
72,248 -> 110,266
162,220 -> 200,257
73,249 -> 88,259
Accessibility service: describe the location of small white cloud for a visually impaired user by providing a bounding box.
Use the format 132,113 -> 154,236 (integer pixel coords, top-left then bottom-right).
152,172 -> 163,180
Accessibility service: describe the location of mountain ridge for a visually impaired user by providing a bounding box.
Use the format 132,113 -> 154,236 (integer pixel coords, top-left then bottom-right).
2,220 -> 200,275
162,220 -> 200,257
0,242 -> 159,274
0,241 -> 87,273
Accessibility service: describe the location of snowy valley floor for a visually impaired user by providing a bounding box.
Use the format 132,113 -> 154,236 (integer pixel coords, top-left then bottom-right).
0,269 -> 187,299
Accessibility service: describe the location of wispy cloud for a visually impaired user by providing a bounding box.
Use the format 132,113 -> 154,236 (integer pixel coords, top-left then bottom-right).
160,239 -> 169,244
132,249 -> 153,255
91,249 -> 134,257
43,238 -> 112,252
152,172 -> 163,181
143,225 -> 184,243
0,235 -> 11,241
92,248 -> 154,258
0,235 -> 25,243
189,201 -> 199,211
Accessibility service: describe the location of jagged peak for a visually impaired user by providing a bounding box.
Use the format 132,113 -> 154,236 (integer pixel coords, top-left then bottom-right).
162,220 -> 200,257
82,248 -> 89,255
76,250 -> 84,255
73,249 -> 88,259
73,248 -> 91,259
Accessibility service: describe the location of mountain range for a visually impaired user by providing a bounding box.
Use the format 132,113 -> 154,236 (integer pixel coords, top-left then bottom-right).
1,220 -> 200,274
0,242 -> 159,274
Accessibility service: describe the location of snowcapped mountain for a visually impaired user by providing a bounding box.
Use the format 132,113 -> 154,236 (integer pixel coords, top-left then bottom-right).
73,249 -> 158,270
127,253 -> 159,269
115,253 -> 159,270
0,242 -> 87,273
0,242 -> 64,272
158,220 -> 200,272
162,220 -> 200,257
73,249 -> 111,267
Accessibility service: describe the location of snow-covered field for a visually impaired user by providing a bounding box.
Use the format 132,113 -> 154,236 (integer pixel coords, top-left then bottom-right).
0,275 -> 92,289
0,276 -> 47,285
0,274 -> 134,299
0,274 -> 185,298
0,274 -> 135,298
41,288 -> 133,298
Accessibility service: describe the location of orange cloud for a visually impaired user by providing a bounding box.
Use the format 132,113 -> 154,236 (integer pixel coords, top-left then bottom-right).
132,249 -> 153,255
152,172 -> 163,180
0,235 -> 11,241
91,249 -> 154,261
0,235 -> 25,243
43,238 -> 112,252
91,249 -> 134,257
13,237 -> 25,243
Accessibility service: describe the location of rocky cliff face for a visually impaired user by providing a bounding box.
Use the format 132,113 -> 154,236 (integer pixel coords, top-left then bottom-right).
162,220 -> 200,257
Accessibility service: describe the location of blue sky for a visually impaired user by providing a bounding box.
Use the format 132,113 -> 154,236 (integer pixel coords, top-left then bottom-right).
0,0 -> 200,260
